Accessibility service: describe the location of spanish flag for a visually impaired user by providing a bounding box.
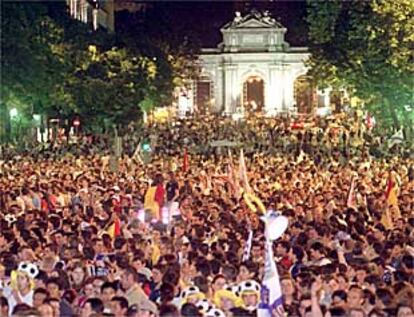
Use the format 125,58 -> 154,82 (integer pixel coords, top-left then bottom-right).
144,185 -> 164,220
107,217 -> 121,239
385,173 -> 399,208
381,172 -> 401,229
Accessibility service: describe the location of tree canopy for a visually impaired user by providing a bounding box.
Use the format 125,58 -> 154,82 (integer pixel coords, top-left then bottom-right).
306,0 -> 414,129
1,2 -> 199,140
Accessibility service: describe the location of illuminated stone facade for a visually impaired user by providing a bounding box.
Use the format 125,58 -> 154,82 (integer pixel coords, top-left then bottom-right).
196,10 -> 311,115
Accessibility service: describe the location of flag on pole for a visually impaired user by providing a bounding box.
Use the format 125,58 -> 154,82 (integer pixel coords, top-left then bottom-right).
239,149 -> 252,194
346,176 -> 357,210
258,211 -> 287,317
257,241 -> 284,317
227,149 -> 239,196
107,217 -> 121,239
242,229 -> 253,262
183,148 -> 189,173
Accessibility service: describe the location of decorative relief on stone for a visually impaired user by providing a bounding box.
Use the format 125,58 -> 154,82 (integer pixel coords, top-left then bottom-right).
243,34 -> 264,44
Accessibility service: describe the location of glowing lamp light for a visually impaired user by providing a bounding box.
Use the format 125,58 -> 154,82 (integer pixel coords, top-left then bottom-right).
142,142 -> 151,152
9,108 -> 18,118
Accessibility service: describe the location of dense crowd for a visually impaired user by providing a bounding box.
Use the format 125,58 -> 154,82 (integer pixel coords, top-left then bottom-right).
0,113 -> 413,317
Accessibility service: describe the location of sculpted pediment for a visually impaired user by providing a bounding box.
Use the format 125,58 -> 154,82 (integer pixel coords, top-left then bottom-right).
223,9 -> 285,30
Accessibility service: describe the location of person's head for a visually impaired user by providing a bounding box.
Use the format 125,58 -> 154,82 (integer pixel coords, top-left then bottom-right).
33,288 -> 49,307
92,277 -> 105,297
16,271 -> 32,292
83,278 -> 95,298
70,262 -> 87,286
139,300 -> 160,317
110,296 -> 129,317
121,266 -> 138,291
44,298 -> 60,317
212,274 -> 227,293
38,303 -> 54,317
151,264 -> 165,285
81,298 -> 104,317
276,241 -> 291,257
46,277 -> 61,298
251,243 -> 262,259
0,297 -> 8,317
397,305 -> 414,317
181,303 -> 202,317
132,252 -> 145,272
331,289 -> 347,307
100,282 -> 117,305
93,238 -> 105,254
349,308 -> 367,317
237,261 -> 257,282
298,295 -> 311,317
348,285 -> 364,308
11,303 -> 38,316
309,242 -> 325,260
281,276 -> 295,297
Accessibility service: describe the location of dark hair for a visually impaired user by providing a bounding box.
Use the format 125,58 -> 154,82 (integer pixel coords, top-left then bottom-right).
181,303 -> 202,317
123,266 -> 139,283
193,275 -> 209,294
292,246 -> 305,262
332,289 -> 347,302
160,282 -> 175,303
111,296 -> 129,310
310,241 -> 325,254
101,281 -> 117,293
46,277 -> 62,290
11,303 -> 34,315
159,303 -> 179,317
329,307 -> 347,317
84,298 -> 104,314
34,287 -> 50,298
277,240 -> 291,252
0,296 -> 8,307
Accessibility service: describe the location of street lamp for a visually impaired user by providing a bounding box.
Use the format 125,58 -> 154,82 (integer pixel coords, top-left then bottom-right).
9,108 -> 18,118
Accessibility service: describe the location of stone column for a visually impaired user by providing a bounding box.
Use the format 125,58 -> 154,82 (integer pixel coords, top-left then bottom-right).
224,64 -> 237,114
283,72 -> 296,112
266,64 -> 283,115
216,65 -> 224,113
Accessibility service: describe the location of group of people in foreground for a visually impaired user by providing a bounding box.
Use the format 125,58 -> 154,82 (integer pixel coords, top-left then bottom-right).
0,112 -> 413,317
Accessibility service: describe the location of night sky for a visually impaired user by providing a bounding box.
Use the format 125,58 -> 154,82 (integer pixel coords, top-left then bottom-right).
115,1 -> 309,47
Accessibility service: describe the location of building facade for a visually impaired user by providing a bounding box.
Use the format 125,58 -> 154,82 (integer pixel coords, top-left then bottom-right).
67,0 -> 115,31
188,10 -> 330,116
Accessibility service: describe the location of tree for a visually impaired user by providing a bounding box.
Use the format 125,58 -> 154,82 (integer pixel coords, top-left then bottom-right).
306,0 -> 414,130
64,44 -> 158,134
0,3 -> 69,142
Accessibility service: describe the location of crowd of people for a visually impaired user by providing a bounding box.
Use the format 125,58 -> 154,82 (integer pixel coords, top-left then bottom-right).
0,112 -> 413,317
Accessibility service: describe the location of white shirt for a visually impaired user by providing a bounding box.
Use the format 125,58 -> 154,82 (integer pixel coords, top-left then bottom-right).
3,286 -> 34,316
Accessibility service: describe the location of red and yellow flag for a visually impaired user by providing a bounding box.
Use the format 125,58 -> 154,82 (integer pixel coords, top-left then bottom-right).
107,217 -> 121,239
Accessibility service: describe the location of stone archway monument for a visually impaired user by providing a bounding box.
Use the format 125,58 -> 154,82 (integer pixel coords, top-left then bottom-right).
197,9 -> 310,115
